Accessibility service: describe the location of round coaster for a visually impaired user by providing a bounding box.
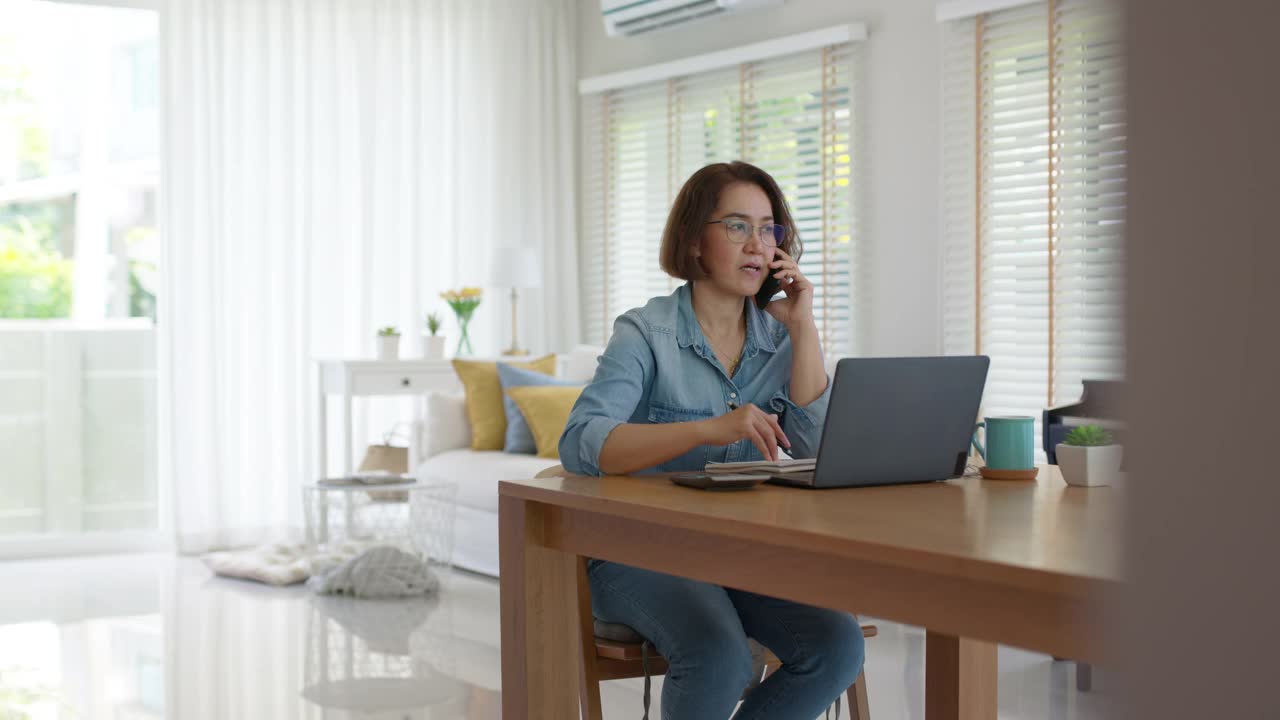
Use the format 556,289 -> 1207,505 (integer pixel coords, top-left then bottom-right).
979,466 -> 1040,481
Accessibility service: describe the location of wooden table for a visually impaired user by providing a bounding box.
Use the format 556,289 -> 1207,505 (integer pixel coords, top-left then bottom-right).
498,467 -> 1121,719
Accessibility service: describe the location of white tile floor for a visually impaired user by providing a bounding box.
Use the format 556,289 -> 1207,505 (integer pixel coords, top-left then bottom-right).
0,553 -> 1111,719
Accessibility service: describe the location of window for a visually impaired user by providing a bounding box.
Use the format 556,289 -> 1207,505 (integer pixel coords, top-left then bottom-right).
0,1 -> 159,543
1,2 -> 159,323
941,0 -> 1125,441
580,38 -> 858,354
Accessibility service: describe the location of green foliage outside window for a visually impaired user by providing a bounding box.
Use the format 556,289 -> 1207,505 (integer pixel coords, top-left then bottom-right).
2,35 -> 53,180
126,225 -> 158,320
0,215 -> 72,318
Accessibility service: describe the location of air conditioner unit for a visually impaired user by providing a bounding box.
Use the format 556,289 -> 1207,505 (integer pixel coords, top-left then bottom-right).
601,0 -> 783,38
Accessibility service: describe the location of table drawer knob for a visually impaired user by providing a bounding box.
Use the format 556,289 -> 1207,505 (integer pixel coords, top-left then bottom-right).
401,377 -> 411,387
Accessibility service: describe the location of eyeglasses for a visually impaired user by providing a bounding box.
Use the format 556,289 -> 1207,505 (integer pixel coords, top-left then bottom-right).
707,218 -> 786,248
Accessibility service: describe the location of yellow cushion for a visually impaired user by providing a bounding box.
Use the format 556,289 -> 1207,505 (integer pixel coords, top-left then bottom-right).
452,355 -> 557,450
505,385 -> 584,459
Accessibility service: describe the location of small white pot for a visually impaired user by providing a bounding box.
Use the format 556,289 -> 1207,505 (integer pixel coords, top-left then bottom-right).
1056,443 -> 1124,487
423,334 -> 446,360
376,334 -> 400,361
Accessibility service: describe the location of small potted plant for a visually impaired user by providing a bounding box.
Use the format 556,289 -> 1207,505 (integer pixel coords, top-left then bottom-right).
1055,425 -> 1123,487
376,326 -> 401,360
423,312 -> 445,359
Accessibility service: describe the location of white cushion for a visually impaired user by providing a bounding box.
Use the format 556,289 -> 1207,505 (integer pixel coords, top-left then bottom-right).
557,345 -> 604,383
423,392 -> 471,456
202,541 -> 370,586
416,449 -> 558,514
453,505 -> 499,577
203,543 -> 313,586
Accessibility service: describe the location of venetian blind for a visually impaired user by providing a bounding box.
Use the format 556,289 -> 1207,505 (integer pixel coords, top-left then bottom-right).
941,0 -> 1126,433
581,43 -> 858,353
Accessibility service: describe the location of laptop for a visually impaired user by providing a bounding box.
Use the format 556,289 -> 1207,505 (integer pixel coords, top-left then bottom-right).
768,356 -> 990,489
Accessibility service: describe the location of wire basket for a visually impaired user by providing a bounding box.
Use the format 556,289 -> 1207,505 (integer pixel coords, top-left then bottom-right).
301,481 -> 457,571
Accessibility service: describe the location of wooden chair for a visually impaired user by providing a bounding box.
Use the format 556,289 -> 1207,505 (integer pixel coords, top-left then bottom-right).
575,557 -> 875,720
532,468 -> 877,719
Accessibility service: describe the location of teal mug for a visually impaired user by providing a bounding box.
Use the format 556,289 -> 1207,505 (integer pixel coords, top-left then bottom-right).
971,416 -> 1035,470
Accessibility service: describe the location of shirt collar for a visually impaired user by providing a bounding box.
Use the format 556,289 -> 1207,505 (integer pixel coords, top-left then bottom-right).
676,282 -> 779,359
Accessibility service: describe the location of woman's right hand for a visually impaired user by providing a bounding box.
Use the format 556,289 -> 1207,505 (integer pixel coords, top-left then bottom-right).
699,404 -> 791,462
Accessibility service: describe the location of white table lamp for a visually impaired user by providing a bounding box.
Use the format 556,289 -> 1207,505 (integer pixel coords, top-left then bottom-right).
489,247 -> 542,356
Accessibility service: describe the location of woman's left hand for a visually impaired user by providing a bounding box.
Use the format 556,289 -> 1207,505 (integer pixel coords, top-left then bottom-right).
764,249 -> 815,329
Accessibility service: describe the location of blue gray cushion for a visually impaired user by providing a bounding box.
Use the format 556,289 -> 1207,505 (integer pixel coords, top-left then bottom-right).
589,619 -> 771,697
593,619 -> 646,644
497,362 -> 579,454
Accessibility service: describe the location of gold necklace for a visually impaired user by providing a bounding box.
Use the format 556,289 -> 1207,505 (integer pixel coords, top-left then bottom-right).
697,318 -> 745,375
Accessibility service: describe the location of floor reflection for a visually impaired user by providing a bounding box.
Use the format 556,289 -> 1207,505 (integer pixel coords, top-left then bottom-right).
0,615 -> 165,719
0,553 -> 1109,720
0,554 -> 503,720
301,594 -> 465,717
165,563 -> 501,720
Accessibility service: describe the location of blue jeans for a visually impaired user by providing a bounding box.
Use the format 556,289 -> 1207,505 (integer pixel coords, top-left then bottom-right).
588,560 -> 865,720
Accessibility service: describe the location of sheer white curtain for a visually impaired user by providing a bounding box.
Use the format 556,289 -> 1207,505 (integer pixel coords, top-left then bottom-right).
159,0 -> 578,552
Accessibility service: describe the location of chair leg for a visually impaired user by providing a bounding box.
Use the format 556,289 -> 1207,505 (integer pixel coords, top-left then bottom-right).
847,670 -> 871,720
1076,662 -> 1093,693
575,558 -> 604,720
581,678 -> 603,720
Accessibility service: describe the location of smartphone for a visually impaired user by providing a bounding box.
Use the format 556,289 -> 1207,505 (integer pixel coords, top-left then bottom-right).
670,473 -> 768,491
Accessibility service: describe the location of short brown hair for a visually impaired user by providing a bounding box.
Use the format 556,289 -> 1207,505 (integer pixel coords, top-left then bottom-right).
659,161 -> 802,309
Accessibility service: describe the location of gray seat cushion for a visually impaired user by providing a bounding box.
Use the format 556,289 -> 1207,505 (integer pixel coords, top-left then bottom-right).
591,619 -> 770,691
589,619 -> 841,716
593,618 -> 646,644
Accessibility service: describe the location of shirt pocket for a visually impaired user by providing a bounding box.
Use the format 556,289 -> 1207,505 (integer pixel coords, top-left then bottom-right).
646,401 -> 713,472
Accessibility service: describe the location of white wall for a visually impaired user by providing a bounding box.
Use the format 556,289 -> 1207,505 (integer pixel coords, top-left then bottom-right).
577,0 -> 943,357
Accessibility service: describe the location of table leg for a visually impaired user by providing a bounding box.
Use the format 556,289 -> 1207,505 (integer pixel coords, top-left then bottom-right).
317,376 -> 327,480
341,391 -> 353,476
926,632 -> 997,720
1076,662 -> 1092,692
317,490 -> 329,545
499,495 -> 580,719
340,391 -> 357,536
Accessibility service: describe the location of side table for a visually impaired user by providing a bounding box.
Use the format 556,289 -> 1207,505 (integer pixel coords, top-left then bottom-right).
315,359 -> 461,479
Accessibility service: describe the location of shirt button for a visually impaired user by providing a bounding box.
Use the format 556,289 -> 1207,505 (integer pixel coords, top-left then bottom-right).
729,392 -> 738,399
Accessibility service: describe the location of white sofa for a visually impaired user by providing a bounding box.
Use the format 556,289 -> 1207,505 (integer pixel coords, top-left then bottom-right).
409,347 -> 602,577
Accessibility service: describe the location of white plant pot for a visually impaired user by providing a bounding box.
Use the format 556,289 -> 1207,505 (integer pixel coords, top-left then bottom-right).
376,335 -> 400,361
423,335 -> 446,360
1055,443 -> 1124,487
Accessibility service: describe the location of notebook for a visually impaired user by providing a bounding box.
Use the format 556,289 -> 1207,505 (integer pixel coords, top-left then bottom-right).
705,458 -> 816,475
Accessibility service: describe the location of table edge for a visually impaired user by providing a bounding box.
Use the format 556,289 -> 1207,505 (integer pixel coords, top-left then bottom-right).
498,478 -> 1122,597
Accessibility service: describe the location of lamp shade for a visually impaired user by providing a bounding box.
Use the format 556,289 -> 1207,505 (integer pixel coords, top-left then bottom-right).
488,246 -> 543,289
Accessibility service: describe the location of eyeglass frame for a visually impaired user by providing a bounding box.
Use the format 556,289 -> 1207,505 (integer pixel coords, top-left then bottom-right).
705,217 -> 788,248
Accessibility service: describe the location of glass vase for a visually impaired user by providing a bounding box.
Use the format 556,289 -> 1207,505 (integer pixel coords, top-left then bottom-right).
455,315 -> 474,356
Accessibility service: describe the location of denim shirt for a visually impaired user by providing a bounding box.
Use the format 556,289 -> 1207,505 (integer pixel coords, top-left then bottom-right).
559,283 -> 831,476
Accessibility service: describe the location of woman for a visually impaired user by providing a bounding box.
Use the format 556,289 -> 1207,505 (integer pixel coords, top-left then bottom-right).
559,162 -> 864,719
